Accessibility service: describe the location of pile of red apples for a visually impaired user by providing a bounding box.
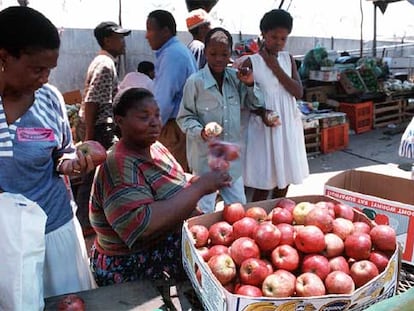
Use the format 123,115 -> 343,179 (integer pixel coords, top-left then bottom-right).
189,199 -> 397,298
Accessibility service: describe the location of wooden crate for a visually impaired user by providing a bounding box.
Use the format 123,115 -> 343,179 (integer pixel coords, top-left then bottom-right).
373,99 -> 403,128
304,126 -> 320,157
62,89 -> 82,105
402,98 -> 414,121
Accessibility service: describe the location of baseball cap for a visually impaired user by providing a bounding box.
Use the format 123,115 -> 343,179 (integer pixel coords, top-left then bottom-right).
186,9 -> 210,30
94,21 -> 131,41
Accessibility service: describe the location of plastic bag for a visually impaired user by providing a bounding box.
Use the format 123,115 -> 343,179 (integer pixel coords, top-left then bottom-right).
399,117 -> 414,159
207,140 -> 240,171
0,193 -> 47,311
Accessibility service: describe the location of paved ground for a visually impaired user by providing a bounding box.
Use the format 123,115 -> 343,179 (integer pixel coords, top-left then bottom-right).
288,121 -> 413,197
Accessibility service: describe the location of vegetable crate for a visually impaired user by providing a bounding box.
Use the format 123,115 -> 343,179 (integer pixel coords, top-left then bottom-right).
321,123 -> 349,154
339,70 -> 368,94
339,101 -> 373,134
304,127 -> 320,157
403,98 -> 414,121
373,99 -> 403,128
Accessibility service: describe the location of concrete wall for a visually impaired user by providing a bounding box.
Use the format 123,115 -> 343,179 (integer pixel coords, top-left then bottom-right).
49,28 -> 404,94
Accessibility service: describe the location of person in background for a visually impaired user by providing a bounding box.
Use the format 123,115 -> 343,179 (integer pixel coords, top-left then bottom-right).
76,21 -> 131,236
119,61 -> 154,91
89,87 -> 231,286
0,6 -> 95,297
241,9 -> 309,201
138,60 -> 155,79
177,28 -> 270,213
186,8 -> 211,69
146,10 -> 197,172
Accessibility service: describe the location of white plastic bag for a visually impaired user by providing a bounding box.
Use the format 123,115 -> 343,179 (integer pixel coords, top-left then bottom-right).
0,193 -> 47,311
399,117 -> 414,159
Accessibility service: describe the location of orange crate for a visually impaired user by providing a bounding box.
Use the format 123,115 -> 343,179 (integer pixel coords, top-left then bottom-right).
339,101 -> 373,134
321,123 -> 349,154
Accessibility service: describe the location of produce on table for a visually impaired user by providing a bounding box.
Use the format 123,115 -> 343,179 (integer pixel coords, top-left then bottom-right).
189,200 -> 397,298
57,294 -> 85,311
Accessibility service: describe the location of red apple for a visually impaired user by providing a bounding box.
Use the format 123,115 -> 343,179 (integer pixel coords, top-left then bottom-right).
301,254 -> 331,281
304,207 -> 334,233
329,256 -> 350,274
332,218 -> 355,240
235,284 -> 263,297
271,244 -> 300,272
295,225 -> 326,253
295,272 -> 326,297
189,224 -> 209,248
323,233 -> 345,258
57,294 -> 85,311
209,221 -> 234,246
230,237 -> 260,266
370,225 -> 397,252
207,254 -> 237,285
352,221 -> 371,235
276,223 -> 295,246
334,203 -> 354,221
350,260 -> 379,288
197,246 -> 210,261
223,202 -> 245,224
232,217 -> 259,239
369,250 -> 390,272
253,222 -> 281,252
77,140 -> 107,166
275,198 -> 296,213
271,207 -> 293,225
239,258 -> 270,286
292,202 -> 315,225
207,245 -> 229,262
315,201 -> 336,218
344,233 -> 372,260
245,206 -> 268,222
325,271 -> 355,294
262,270 -> 296,298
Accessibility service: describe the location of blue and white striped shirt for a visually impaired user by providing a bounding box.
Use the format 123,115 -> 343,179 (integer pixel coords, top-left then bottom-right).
0,84 -> 76,233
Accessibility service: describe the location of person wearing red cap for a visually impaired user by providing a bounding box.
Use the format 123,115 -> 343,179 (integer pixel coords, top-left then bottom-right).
76,21 -> 131,235
186,8 -> 211,69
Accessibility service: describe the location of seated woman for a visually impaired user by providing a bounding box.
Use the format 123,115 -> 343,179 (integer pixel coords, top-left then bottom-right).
89,87 -> 231,286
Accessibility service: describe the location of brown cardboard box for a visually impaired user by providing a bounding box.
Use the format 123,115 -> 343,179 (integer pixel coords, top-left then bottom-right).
325,169 -> 414,264
182,195 -> 400,311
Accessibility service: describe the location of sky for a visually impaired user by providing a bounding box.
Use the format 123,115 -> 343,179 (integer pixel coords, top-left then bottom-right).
1,0 -> 414,41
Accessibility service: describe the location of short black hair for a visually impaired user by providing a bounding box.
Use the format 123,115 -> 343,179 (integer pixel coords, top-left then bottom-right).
204,27 -> 233,51
260,9 -> 293,34
113,87 -> 155,117
137,61 -> 154,75
148,10 -> 177,36
0,6 -> 60,57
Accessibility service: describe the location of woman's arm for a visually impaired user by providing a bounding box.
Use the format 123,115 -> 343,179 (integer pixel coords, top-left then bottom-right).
142,170 -> 231,238
260,49 -> 303,99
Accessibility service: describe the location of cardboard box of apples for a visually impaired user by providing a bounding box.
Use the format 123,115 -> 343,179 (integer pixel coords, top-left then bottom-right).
181,195 -> 401,311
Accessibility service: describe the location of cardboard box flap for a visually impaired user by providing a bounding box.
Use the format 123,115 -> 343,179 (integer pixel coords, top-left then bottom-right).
326,170 -> 414,206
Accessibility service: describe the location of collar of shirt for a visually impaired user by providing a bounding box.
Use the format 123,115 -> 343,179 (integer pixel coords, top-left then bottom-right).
201,66 -> 236,90
155,36 -> 179,58
98,49 -> 117,63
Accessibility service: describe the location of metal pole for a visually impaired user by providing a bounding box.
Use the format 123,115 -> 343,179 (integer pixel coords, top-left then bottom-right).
373,3 -> 377,57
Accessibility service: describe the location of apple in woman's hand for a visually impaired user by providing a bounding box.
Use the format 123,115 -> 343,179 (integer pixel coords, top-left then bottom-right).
77,140 -> 107,166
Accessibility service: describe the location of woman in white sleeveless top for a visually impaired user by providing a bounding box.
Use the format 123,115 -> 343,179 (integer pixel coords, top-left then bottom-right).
241,9 -> 309,201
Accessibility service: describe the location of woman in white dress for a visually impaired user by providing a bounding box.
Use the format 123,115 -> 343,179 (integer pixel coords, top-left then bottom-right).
241,9 -> 309,201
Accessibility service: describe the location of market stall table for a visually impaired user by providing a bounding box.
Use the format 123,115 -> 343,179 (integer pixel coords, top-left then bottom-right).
44,279 -> 198,310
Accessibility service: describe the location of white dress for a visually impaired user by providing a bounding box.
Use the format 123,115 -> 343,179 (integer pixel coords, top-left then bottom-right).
243,52 -> 309,190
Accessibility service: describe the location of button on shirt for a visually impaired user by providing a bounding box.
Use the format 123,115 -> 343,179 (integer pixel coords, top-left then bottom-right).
177,66 -> 264,180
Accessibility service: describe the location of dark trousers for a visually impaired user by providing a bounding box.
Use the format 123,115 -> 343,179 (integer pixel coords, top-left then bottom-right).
75,124 -> 116,232
158,119 -> 189,172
